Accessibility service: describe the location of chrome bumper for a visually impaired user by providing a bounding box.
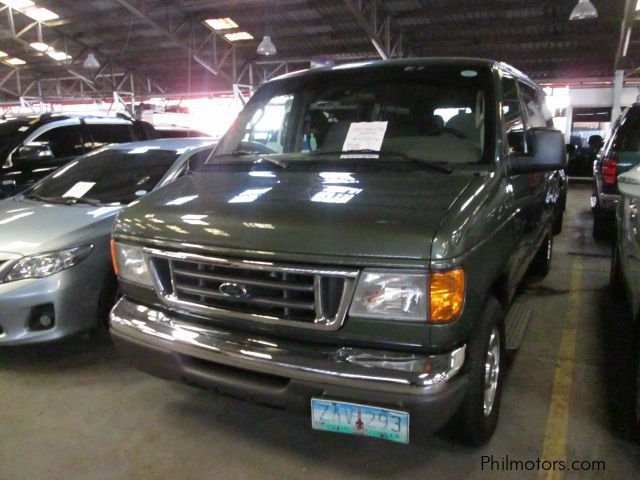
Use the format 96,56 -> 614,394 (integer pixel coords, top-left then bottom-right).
109,297 -> 466,396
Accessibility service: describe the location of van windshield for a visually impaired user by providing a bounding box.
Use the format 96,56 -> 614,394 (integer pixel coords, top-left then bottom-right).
214,63 -> 495,165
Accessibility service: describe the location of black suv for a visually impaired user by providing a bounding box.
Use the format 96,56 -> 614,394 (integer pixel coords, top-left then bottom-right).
592,103 -> 640,238
0,113 -> 155,198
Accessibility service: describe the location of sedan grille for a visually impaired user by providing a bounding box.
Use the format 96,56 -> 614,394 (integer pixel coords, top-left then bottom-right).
145,248 -> 358,331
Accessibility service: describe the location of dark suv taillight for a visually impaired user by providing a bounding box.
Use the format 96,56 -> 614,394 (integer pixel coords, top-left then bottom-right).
602,156 -> 618,185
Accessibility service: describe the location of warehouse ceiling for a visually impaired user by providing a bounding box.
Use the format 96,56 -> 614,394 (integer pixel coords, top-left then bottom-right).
0,0 -> 635,102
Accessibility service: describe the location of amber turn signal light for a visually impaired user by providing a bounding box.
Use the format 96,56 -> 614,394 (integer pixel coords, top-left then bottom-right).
429,269 -> 465,323
110,239 -> 119,276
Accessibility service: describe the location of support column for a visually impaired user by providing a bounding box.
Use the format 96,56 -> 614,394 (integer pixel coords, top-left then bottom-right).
612,69 -> 624,123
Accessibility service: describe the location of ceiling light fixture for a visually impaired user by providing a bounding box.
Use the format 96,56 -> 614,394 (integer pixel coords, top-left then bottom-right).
224,31 -> 254,41
46,50 -> 71,61
23,6 -> 58,22
83,52 -> 100,69
0,0 -> 34,9
257,35 -> 276,56
204,17 -> 239,30
29,42 -> 51,52
569,0 -> 598,21
5,57 -> 26,65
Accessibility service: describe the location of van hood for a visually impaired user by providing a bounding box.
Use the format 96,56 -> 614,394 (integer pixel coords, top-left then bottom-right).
115,166 -> 482,260
0,198 -> 121,257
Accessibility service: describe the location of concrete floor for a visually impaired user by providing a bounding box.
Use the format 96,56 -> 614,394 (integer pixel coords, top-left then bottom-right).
1,184 -> 639,480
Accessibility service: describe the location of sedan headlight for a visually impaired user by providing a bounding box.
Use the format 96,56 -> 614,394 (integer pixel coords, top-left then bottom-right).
349,270 -> 428,321
349,268 -> 465,323
111,241 -> 153,287
3,245 -> 94,283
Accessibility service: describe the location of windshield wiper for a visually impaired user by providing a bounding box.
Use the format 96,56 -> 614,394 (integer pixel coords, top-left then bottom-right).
211,151 -> 287,169
309,149 -> 452,173
62,196 -> 104,206
24,193 -> 104,206
25,193 -> 67,204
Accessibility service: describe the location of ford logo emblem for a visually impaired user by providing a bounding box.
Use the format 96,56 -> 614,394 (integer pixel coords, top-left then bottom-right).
218,282 -> 249,297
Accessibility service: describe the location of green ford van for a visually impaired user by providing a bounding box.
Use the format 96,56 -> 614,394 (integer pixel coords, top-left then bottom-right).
109,58 -> 566,445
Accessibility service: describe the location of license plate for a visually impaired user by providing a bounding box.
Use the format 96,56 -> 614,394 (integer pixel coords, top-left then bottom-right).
311,398 -> 409,444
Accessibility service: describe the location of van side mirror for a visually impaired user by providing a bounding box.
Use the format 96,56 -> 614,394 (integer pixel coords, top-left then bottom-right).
508,128 -> 567,175
14,143 -> 54,164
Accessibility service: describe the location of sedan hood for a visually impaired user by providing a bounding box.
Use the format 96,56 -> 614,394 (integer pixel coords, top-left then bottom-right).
115,166 -> 480,260
0,198 -> 122,256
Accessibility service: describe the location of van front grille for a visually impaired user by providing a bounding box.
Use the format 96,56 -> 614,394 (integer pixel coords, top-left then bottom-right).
145,248 -> 358,331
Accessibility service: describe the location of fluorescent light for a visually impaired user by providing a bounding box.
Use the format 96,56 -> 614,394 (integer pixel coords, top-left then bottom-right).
46,50 -> 71,61
0,50 -> 7,57
5,57 -> 26,65
30,42 -> 51,52
23,6 -> 58,22
0,0 -> 35,9
623,26 -> 632,57
637,0 -> 640,11
224,31 -> 254,41
204,17 -> 239,30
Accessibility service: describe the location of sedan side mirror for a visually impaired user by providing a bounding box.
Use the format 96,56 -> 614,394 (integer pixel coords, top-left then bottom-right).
508,128 -> 567,175
14,142 -> 54,165
618,168 -> 640,198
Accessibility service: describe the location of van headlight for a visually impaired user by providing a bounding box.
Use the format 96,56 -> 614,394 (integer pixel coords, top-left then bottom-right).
111,241 -> 153,287
3,245 -> 94,283
349,270 -> 428,321
348,268 -> 465,323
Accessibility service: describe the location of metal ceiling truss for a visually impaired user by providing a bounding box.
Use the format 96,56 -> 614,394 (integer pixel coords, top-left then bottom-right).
0,3 -> 168,103
111,0 -> 254,86
342,0 -> 406,59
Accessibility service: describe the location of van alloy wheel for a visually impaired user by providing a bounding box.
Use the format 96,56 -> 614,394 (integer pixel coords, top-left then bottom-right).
484,327 -> 501,417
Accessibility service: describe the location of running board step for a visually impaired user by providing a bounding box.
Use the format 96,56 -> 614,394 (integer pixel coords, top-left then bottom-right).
504,302 -> 533,350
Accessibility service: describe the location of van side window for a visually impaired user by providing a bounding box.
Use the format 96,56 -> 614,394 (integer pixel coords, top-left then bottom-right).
519,84 -> 550,128
502,77 -> 525,154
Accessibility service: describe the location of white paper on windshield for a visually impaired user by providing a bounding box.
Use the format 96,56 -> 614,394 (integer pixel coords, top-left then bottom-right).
341,121 -> 388,158
62,181 -> 96,198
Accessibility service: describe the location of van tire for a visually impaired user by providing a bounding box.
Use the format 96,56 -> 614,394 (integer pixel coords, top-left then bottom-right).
552,210 -> 563,235
610,244 -> 624,296
529,233 -> 552,277
592,210 -> 610,240
447,298 -> 505,446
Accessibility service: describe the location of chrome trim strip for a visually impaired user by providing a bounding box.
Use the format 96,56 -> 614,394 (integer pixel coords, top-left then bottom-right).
143,247 -> 359,331
144,247 -> 359,277
110,297 -> 466,394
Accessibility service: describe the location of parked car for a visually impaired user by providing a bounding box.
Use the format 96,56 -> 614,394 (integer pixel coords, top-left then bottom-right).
109,58 -> 565,445
610,166 -> 640,441
154,126 -> 213,138
0,138 -> 217,345
592,103 -> 640,239
0,113 -> 156,199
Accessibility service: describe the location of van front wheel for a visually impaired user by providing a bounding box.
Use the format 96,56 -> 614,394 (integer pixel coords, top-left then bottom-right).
446,298 -> 504,446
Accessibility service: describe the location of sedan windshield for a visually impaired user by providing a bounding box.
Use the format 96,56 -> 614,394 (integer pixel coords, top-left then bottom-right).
214,63 -> 495,165
26,147 -> 179,204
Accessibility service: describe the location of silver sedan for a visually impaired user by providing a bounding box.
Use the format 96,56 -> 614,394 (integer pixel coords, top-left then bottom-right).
0,137 -> 217,344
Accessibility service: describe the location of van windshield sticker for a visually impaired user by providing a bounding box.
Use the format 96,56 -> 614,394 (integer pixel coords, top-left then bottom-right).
62,181 -> 96,198
341,121 -> 388,157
